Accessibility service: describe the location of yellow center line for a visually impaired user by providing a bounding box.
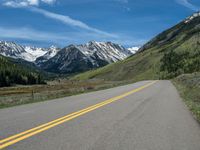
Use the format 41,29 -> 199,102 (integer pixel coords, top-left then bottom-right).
0,81 -> 157,149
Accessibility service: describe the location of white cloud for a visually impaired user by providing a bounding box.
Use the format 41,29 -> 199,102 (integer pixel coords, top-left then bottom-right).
176,0 -> 200,11
114,0 -> 128,3
1,0 -> 144,46
0,26 -> 69,42
3,0 -> 56,7
41,0 -> 56,5
29,7 -> 117,38
2,0 -> 117,38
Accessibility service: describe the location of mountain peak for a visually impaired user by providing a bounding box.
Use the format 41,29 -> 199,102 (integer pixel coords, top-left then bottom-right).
37,41 -> 133,74
185,11 -> 200,23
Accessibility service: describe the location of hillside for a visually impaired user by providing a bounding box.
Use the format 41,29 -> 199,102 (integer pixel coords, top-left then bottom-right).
0,55 -> 44,87
73,12 -> 200,81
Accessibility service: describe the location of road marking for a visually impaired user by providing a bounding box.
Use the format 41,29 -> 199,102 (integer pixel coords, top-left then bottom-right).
0,81 -> 157,149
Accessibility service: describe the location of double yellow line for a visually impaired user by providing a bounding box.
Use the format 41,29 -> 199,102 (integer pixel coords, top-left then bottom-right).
0,81 -> 157,149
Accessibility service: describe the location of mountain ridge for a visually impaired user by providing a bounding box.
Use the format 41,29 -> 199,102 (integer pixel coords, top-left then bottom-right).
38,41 -> 133,74
0,40 -> 134,74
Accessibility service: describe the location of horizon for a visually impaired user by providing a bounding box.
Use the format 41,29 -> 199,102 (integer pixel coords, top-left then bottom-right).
0,0 -> 200,47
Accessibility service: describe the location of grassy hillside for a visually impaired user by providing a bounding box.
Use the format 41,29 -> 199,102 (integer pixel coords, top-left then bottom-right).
73,15 -> 200,81
73,49 -> 161,81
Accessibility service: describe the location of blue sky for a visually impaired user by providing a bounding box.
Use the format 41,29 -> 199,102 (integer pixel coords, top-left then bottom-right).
0,0 -> 200,47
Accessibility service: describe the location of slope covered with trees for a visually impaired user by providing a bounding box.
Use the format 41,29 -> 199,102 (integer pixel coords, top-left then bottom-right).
0,55 -> 44,87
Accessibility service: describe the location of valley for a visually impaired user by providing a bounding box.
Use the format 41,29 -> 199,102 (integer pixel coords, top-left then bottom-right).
0,12 -> 200,113
1,1 -> 200,149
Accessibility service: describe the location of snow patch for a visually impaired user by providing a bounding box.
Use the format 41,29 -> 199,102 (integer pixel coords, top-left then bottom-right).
24,46 -> 47,61
185,12 -> 200,23
128,47 -> 139,54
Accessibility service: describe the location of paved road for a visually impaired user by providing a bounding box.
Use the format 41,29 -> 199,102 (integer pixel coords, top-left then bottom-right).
0,80 -> 200,150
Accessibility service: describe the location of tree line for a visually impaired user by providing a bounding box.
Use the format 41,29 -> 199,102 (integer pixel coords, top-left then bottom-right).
0,56 -> 45,87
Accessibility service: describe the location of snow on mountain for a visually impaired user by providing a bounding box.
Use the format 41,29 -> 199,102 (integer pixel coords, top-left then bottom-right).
24,46 -> 47,61
0,41 -> 48,62
38,41 -> 134,73
128,46 -> 140,54
185,11 -> 200,23
78,41 -> 133,64
0,40 -> 135,74
35,46 -> 61,66
0,41 -> 26,59
46,46 -> 60,59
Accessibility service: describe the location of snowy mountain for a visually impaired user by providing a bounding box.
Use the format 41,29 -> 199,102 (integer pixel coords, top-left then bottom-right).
35,46 -> 61,66
0,41 -> 27,60
0,40 -> 134,74
127,47 -> 140,54
0,41 -> 48,62
38,41 -> 134,74
78,41 -> 132,63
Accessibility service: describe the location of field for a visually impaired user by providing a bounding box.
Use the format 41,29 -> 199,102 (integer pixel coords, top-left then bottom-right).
0,79 -> 127,108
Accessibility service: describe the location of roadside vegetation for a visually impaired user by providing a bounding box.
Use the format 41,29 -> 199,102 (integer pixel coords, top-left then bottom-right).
0,79 -> 128,108
173,73 -> 200,122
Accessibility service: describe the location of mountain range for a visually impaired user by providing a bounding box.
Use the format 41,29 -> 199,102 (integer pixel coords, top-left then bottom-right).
0,41 -> 135,74
0,41 -> 48,62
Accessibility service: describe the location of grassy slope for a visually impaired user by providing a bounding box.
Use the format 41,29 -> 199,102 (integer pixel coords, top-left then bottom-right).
173,73 -> 200,122
73,35 -> 199,81
73,48 -> 161,81
73,16 -> 200,81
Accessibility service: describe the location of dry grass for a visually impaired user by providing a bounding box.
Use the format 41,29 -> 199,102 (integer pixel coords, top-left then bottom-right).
0,79 -> 125,108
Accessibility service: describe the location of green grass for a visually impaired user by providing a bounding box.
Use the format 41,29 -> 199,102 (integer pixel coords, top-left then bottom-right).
173,73 -> 200,122
73,33 -> 200,82
73,48 -> 161,81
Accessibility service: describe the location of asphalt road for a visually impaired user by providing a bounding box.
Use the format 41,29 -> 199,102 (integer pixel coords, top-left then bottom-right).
0,80 -> 200,150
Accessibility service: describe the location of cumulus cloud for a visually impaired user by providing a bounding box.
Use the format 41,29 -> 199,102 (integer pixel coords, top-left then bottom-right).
176,0 -> 200,11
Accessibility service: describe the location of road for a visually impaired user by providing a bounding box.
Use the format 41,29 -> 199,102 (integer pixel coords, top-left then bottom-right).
0,80 -> 200,150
